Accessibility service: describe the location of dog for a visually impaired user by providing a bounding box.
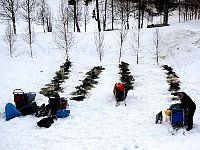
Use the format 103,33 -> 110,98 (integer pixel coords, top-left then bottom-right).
37,117 -> 54,128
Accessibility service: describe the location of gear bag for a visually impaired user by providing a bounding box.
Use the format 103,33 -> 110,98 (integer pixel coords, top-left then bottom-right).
13,89 -> 36,110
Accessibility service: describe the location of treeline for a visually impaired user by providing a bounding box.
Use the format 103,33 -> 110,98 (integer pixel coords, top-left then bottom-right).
1,0 -> 200,34
0,0 -> 199,59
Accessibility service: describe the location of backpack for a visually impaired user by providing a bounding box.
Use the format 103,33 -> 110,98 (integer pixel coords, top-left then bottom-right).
48,92 -> 69,115
48,92 -> 61,115
113,83 -> 126,102
60,97 -> 68,109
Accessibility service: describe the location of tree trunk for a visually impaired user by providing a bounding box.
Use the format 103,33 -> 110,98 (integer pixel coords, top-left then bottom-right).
126,0 -> 130,29
103,0 -> 107,31
11,3 -> 17,34
28,19 -> 33,58
12,16 -> 17,34
141,0 -> 145,28
111,0 -> 114,30
28,0 -> 33,58
179,0 -> 181,23
76,17 -> 81,32
74,2 -> 76,32
96,0 -> 101,32
163,0 -> 169,25
185,0 -> 188,22
121,0 -> 124,27
138,0 -> 141,29
75,0 -> 80,32
85,16 -> 87,32
137,30 -> 140,64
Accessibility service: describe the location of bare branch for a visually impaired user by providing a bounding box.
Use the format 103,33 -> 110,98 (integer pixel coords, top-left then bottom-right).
3,20 -> 17,57
53,0 -> 75,60
94,31 -> 104,61
153,28 -> 162,65
130,28 -> 142,64
0,0 -> 19,34
116,25 -> 128,63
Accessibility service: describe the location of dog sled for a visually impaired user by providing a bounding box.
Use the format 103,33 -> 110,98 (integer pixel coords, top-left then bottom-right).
170,109 -> 186,135
156,103 -> 186,135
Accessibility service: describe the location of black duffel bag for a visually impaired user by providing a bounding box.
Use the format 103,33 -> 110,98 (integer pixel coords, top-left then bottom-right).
19,102 -> 39,116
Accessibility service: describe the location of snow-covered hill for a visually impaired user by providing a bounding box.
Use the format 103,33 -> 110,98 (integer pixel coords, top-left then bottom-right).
0,1 -> 200,149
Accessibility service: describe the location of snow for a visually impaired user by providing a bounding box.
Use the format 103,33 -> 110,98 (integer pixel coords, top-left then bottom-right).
0,2 -> 200,150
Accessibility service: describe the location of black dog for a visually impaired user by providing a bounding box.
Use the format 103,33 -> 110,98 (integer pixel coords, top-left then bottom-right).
37,117 -> 54,128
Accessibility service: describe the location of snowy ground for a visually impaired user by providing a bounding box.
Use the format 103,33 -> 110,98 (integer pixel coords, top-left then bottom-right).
0,2 -> 200,149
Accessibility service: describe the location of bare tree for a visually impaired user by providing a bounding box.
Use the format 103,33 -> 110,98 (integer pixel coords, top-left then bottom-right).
117,0 -> 125,28
21,0 -> 37,58
94,31 -> 104,61
113,0 -> 135,30
111,0 -> 114,30
36,0 -> 52,33
153,28 -> 162,65
130,28 -> 141,64
163,0 -> 169,26
46,10 -> 53,32
3,20 -> 17,57
0,0 -> 19,34
54,0 -> 75,60
117,25 -> 128,63
96,0 -> 101,32
75,0 -> 82,32
125,0 -> 131,29
68,0 -> 81,32
22,26 -> 35,57
103,0 -> 108,31
83,4 -> 90,32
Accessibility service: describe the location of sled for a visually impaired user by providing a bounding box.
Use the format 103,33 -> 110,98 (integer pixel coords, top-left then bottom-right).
170,109 -> 186,135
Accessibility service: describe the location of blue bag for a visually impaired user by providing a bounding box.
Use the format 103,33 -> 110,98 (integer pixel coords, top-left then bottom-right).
56,109 -> 70,118
171,109 -> 186,127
